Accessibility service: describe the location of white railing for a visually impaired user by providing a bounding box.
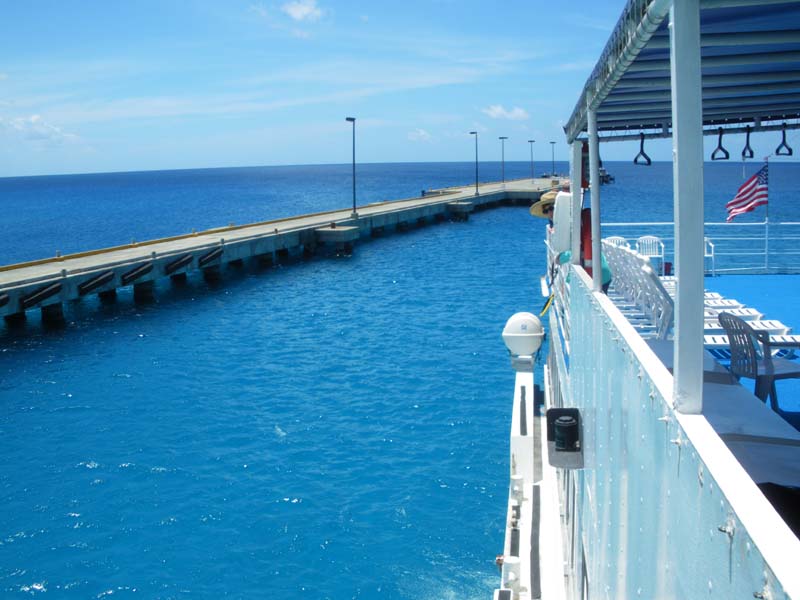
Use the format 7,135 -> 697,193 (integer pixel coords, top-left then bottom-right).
557,267 -> 800,599
602,241 -> 674,339
545,234 -> 572,347
601,221 -> 800,274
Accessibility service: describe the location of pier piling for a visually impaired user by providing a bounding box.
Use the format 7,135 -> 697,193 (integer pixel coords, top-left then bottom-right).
4,311 -> 26,325
0,178 -> 556,327
99,289 -> 117,303
41,302 -> 65,325
202,265 -> 222,282
133,280 -> 156,302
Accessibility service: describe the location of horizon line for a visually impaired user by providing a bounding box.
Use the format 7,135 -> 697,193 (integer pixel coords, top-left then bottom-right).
1,158 -> 795,181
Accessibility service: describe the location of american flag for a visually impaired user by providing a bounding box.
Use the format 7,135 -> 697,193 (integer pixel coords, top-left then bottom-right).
726,163 -> 768,222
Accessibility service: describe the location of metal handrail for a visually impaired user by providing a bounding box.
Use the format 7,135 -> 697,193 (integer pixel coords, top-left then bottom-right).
600,220 -> 800,274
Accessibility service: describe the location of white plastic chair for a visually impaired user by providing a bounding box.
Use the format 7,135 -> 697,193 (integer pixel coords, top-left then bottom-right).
718,312 -> 800,411
704,237 -> 716,276
635,235 -> 665,276
601,241 -> 674,339
604,236 -> 629,248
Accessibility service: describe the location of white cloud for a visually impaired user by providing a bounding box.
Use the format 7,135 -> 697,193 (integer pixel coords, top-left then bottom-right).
281,0 -> 322,22
481,104 -> 529,121
408,128 -> 432,142
0,114 -> 78,144
240,59 -> 480,90
0,73 -> 7,81
22,54 -> 508,127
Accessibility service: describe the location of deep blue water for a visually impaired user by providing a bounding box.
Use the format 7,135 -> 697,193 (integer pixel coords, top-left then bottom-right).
1,160 -> 800,598
0,161 -> 550,265
0,162 -> 547,599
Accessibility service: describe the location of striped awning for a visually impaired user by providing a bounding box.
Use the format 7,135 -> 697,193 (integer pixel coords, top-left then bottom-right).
564,0 -> 800,143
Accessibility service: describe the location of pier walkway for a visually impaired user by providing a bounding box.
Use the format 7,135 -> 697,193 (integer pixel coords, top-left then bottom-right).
0,177 -> 560,324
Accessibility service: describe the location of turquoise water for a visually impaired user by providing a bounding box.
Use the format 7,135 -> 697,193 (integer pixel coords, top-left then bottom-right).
0,161 -> 548,265
2,160 -> 800,598
0,163 -> 546,598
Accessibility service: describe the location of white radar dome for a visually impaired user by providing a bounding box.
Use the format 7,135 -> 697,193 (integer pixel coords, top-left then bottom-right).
502,312 -> 545,356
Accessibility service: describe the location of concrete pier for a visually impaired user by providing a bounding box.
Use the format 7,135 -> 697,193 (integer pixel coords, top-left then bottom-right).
0,178 -> 558,323
98,289 -> 117,303
41,302 -> 65,325
134,280 -> 155,302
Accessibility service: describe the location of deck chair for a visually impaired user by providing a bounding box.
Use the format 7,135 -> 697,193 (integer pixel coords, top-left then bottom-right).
604,236 -> 629,248
635,235 -> 665,275
704,237 -> 716,277
718,312 -> 800,411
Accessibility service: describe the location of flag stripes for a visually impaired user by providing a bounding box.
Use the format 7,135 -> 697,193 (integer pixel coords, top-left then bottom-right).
726,163 -> 768,222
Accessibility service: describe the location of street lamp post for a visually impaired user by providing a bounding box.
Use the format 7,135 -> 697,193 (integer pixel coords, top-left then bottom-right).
469,131 -> 479,196
550,141 -> 556,177
528,140 -> 535,182
345,117 -> 357,217
499,136 -> 508,183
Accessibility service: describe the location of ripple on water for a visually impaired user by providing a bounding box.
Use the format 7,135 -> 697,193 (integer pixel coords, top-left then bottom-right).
0,205 -> 542,598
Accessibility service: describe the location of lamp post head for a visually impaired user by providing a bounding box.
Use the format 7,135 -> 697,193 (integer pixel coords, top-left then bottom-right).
528,139 -> 535,144
346,117 -> 356,122
469,131 -> 477,135
499,136 -> 508,140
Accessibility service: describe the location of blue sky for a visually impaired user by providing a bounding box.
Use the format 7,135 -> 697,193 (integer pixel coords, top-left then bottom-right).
1,0 -> 790,177
0,0 -> 631,176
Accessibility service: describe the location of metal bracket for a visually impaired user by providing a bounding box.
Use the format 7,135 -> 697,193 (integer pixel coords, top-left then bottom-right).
633,132 -> 652,166
711,127 -> 730,161
775,122 -> 793,156
742,125 -> 754,159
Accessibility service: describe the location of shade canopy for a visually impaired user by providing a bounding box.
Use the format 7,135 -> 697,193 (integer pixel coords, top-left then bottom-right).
565,0 -> 800,143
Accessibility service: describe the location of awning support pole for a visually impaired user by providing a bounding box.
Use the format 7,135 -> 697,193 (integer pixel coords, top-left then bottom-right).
670,0 -> 704,414
570,141 -> 583,265
587,105 -> 602,291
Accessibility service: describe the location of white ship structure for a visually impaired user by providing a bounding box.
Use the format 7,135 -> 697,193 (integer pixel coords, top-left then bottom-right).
495,1 -> 800,598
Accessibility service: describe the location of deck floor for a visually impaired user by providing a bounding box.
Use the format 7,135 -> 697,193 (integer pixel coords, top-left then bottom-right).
706,274 -> 800,412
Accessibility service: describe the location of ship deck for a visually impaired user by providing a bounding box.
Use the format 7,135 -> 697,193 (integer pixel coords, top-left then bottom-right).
707,274 -> 800,413
607,271 -> 800,535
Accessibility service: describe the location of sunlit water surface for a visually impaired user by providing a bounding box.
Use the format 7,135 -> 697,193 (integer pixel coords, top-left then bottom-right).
1,162 -> 547,599
3,160 -> 800,597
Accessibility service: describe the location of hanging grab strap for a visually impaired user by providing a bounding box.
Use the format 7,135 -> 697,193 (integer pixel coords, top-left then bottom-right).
776,122 -> 793,156
742,125 -> 754,159
711,127 -> 730,161
633,132 -> 652,166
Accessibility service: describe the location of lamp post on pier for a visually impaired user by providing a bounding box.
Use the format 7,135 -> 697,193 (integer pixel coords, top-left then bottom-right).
469,131 -> 479,196
550,141 -> 556,177
499,136 -> 508,184
528,139 -> 535,182
345,117 -> 358,218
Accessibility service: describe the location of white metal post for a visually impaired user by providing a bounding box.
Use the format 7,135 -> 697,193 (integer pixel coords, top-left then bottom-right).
765,198 -> 770,271
587,105 -> 602,291
670,0 -> 704,414
569,141 -> 583,265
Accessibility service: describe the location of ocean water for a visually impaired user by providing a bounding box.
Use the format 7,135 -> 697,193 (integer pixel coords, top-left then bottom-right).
2,160 -> 800,598
0,161 -> 545,265
0,162 -> 547,599
598,161 -> 800,272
